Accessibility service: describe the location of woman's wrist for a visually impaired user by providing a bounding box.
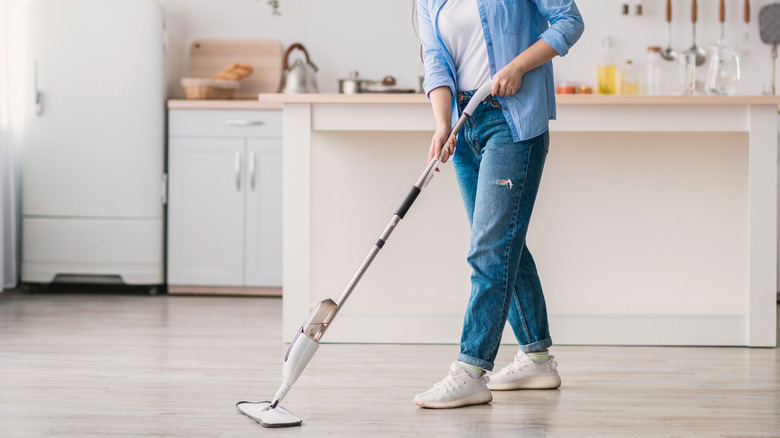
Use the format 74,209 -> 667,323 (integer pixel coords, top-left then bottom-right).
435,119 -> 451,129
510,58 -> 528,78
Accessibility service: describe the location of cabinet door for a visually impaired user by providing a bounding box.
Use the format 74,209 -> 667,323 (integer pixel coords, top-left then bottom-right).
244,139 -> 283,287
168,138 -> 245,286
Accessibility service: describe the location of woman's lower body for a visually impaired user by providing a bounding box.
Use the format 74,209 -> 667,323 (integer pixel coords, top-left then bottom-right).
415,90 -> 560,409
454,90 -> 552,369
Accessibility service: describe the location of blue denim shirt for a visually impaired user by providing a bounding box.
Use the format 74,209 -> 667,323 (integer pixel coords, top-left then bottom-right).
418,0 -> 584,141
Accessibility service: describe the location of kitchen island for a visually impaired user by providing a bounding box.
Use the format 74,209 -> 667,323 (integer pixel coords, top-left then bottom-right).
258,93 -> 779,347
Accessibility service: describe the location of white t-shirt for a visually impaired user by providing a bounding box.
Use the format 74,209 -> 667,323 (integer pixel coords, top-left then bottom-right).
436,0 -> 491,92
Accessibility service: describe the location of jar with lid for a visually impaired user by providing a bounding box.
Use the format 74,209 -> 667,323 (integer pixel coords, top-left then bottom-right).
617,60 -> 639,95
556,81 -> 577,94
647,46 -> 662,96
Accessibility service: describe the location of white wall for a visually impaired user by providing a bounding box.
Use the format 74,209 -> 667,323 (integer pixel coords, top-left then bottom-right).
8,0 -> 780,101
555,0 -> 774,95
157,0 -> 779,97
158,0 -> 423,97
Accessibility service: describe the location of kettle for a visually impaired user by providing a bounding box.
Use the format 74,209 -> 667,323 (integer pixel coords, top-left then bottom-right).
279,43 -> 319,94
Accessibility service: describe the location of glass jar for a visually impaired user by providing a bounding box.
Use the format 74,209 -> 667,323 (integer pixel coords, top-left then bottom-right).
647,46 -> 662,96
618,60 -> 639,95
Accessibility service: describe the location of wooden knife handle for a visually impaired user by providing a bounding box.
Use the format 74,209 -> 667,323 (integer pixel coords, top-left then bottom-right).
719,0 -> 725,23
744,0 -> 750,23
692,0 -> 697,23
666,0 -> 672,23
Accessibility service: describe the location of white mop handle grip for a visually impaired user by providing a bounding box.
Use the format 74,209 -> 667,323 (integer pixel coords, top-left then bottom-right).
462,80 -> 494,117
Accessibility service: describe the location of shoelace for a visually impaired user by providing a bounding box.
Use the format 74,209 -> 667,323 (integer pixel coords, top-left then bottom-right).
500,354 -> 533,376
433,366 -> 464,393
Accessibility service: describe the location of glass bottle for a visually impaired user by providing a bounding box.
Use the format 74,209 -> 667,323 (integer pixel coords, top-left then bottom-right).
598,36 -> 616,95
617,60 -> 638,95
647,46 -> 662,95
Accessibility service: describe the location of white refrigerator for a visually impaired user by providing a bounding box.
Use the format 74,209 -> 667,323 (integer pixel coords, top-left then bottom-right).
22,0 -> 166,289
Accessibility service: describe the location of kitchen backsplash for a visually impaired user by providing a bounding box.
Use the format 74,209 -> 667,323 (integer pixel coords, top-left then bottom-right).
155,0 -> 777,96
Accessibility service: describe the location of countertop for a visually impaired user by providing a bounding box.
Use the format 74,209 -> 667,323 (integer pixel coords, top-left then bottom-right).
168,95 -> 780,111
256,93 -> 780,105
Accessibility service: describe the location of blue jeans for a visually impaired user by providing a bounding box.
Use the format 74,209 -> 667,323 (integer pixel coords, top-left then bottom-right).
452,89 -> 552,371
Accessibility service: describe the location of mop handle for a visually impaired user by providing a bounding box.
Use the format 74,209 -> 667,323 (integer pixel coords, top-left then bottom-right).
332,80 -> 494,310
416,80 -> 496,190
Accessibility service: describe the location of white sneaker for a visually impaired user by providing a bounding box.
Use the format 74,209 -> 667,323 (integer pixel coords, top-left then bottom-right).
414,361 -> 493,409
486,351 -> 562,391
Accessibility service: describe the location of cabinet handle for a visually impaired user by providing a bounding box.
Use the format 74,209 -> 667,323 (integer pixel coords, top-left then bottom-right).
34,62 -> 43,116
235,152 -> 242,191
225,119 -> 265,127
249,151 -> 256,191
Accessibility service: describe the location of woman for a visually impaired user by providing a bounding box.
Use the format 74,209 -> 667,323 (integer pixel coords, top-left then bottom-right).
414,0 -> 584,409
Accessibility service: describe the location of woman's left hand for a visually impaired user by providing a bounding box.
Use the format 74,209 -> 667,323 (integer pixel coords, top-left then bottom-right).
491,61 -> 525,96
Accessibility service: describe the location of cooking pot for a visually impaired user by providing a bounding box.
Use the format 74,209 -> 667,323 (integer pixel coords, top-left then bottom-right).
338,72 -> 415,94
279,43 -> 319,94
338,71 -> 374,94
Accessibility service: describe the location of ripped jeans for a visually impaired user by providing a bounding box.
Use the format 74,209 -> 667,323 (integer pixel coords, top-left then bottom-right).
452,89 -> 552,371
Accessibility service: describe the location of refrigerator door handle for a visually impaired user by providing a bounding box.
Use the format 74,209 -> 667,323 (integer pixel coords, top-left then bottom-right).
235,152 -> 242,191
162,20 -> 169,52
34,62 -> 43,116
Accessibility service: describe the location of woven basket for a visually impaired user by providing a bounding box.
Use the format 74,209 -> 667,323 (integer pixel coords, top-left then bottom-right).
181,78 -> 240,100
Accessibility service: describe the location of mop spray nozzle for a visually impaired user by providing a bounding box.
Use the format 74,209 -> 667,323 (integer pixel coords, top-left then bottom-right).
270,383 -> 291,408
236,328 -> 320,426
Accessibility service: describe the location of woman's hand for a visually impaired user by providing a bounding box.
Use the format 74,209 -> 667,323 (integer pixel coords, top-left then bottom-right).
428,123 -> 455,171
426,86 -> 454,171
491,61 -> 526,96
491,39 -> 559,96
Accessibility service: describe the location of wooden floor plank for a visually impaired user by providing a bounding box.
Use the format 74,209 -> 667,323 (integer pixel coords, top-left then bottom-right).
0,289 -> 777,437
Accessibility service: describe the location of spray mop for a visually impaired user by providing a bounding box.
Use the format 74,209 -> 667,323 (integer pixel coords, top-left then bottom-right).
237,80 -> 495,428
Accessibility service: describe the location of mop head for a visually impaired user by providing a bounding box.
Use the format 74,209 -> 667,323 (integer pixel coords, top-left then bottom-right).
236,401 -> 302,428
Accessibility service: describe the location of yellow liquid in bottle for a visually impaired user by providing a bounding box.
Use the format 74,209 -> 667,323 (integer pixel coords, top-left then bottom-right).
621,82 -> 639,95
598,65 -> 616,94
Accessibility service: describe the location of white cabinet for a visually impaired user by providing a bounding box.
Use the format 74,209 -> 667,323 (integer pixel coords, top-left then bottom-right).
167,109 -> 282,292
244,139 -> 283,286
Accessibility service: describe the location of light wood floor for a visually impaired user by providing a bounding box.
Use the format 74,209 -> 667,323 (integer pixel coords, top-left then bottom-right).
0,287 -> 778,437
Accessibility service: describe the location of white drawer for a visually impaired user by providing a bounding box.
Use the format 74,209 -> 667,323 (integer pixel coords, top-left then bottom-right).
168,110 -> 282,138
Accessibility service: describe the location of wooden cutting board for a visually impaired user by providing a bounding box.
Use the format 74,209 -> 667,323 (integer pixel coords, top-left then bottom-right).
188,39 -> 282,98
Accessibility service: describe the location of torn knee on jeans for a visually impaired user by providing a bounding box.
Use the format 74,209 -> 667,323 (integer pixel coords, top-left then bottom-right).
496,179 -> 513,189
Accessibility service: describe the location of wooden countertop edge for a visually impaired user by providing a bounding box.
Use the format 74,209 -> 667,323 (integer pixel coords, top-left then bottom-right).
255,93 -> 780,106
167,95 -> 780,110
167,99 -> 283,110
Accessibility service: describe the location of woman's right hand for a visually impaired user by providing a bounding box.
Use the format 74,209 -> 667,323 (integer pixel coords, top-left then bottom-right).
428,123 -> 455,171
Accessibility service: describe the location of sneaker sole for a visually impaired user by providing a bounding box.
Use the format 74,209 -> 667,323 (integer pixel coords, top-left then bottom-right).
487,374 -> 562,391
414,389 -> 493,409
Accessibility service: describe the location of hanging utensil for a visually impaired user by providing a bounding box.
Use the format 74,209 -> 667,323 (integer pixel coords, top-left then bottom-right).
740,0 -> 751,56
706,0 -> 741,95
685,0 -> 708,66
661,0 -> 678,61
759,3 -> 780,95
